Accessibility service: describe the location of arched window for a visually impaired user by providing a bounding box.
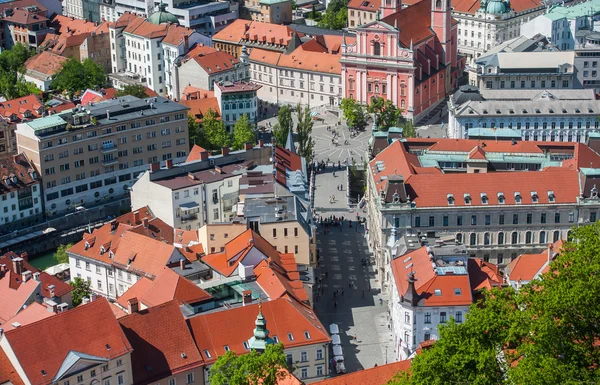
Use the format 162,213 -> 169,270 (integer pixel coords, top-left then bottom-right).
497,232 -> 504,245
456,233 -> 463,243
374,42 -> 381,56
484,232 -> 490,245
539,231 -> 546,244
525,231 -> 532,244
553,230 -> 560,242
511,231 -> 518,244
469,233 -> 477,246
436,0 -> 442,8
401,100 -> 406,108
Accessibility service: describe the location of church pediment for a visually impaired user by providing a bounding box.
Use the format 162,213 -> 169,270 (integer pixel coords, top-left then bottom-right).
357,20 -> 397,31
53,351 -> 109,381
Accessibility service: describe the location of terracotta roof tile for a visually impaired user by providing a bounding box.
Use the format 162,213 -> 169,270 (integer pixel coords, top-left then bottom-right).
0,153 -> 40,195
505,240 -> 563,282
0,346 -> 25,385
188,51 -> 239,74
313,360 -> 411,385
179,97 -> 221,123
162,24 -> 195,46
119,301 -> 203,385
347,0 -> 378,11
213,19 -> 299,47
24,51 -> 68,76
112,232 -> 180,279
4,298 -> 132,385
0,273 -> 39,323
452,0 -> 541,13
185,144 -> 209,162
181,86 -> 214,101
0,253 -> 72,299
2,302 -> 55,331
187,296 -> 330,364
0,94 -> 43,123
3,8 -> 47,25
51,15 -> 106,35
254,259 -> 308,303
380,0 -> 435,46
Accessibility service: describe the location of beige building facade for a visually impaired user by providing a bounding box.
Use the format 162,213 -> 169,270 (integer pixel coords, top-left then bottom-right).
16,95 -> 189,215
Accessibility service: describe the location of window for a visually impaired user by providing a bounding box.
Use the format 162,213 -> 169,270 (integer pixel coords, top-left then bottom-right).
424,332 -> 431,341
498,232 -> 504,245
440,312 -> 447,323
77,376 -> 83,383
301,368 -> 308,379
286,353 -> 293,365
484,232 -> 490,245
373,42 -> 381,56
513,214 -> 519,225
525,231 -> 532,244
457,215 -> 463,226
415,216 -> 421,227
168,380 -> 175,385
300,351 -> 308,362
424,312 -> 431,324
499,214 -> 505,225
539,231 -> 547,244
316,365 -> 324,377
541,213 -> 546,224
471,215 -> 477,226
555,212 -> 561,223
527,213 -> 532,224
470,233 -> 477,245
443,215 -> 449,226
455,311 -> 463,322
429,216 -> 435,227
511,232 -> 518,244
316,349 -> 324,360
485,214 -> 491,225
288,333 -> 294,341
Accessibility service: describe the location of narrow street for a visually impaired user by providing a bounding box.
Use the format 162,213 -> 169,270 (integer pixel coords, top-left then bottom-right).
312,168 -> 395,374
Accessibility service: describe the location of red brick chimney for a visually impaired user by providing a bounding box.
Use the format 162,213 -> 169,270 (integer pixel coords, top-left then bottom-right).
150,162 -> 160,172
166,159 -> 173,169
244,142 -> 253,150
12,257 -> 23,275
143,218 -> 149,228
200,151 -> 209,161
127,298 -> 139,313
133,210 -> 140,224
222,147 -> 230,156
258,139 -> 264,147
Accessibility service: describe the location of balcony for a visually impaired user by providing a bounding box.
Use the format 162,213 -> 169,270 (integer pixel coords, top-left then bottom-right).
181,214 -> 198,223
102,158 -> 119,166
100,143 -> 118,153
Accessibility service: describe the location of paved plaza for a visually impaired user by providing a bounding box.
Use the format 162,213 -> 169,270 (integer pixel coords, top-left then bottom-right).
312,170 -> 395,375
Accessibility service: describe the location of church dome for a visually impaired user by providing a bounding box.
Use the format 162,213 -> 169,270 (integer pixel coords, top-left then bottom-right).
485,0 -> 508,14
147,3 -> 179,25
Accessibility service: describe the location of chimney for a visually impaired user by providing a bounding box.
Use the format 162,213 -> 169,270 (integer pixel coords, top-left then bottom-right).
166,159 -> 173,169
20,252 -> 28,262
242,290 -> 252,305
133,210 -> 140,224
45,300 -> 57,313
244,142 -> 253,150
142,218 -> 149,228
48,284 -> 55,298
258,139 -> 264,147
222,147 -> 230,156
179,258 -> 186,270
150,162 -> 160,172
21,270 -> 32,282
90,292 -> 97,302
33,272 -> 41,281
127,297 -> 139,313
106,109 -> 110,119
200,151 -> 209,161
12,257 -> 23,275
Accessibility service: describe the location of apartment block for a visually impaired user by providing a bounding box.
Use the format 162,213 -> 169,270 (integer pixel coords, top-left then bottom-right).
0,153 -> 43,230
16,95 -> 189,214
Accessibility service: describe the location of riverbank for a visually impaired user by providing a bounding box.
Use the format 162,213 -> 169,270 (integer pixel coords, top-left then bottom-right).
29,250 -> 59,271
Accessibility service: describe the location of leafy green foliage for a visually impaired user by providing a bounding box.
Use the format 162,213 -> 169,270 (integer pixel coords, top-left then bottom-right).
55,243 -> 73,264
272,105 -> 293,146
318,0 -> 347,29
51,58 -> 107,96
296,105 -> 315,163
71,277 -> 92,307
188,114 -> 201,149
209,343 -> 288,385
367,96 -> 401,131
232,114 -> 255,150
390,222 -> 600,385
200,109 -> 231,151
400,118 -> 416,138
340,98 -> 367,130
116,84 -> 148,99
0,44 -> 40,99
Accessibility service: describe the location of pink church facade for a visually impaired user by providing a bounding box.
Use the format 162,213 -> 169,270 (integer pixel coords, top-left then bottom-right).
341,0 -> 465,122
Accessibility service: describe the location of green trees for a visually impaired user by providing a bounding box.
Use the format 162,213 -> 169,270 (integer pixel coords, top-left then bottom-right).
209,344 -> 288,385
232,114 -> 255,150
116,84 -> 148,99
51,58 -> 107,96
71,277 -> 92,307
199,109 -> 231,151
390,222 -> 600,385
188,115 -> 201,149
340,98 -> 367,130
272,105 -> 293,146
367,96 -> 401,131
318,0 -> 347,29
296,105 -> 315,163
0,44 -> 40,99
55,243 -> 73,264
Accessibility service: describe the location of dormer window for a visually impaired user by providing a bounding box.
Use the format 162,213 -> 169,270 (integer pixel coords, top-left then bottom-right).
464,193 -> 471,205
497,192 -> 505,204
482,109 -> 488,114
480,193 -> 488,204
531,191 -> 538,203
288,333 -> 294,342
514,192 -> 522,204
304,331 -> 311,339
99,246 -> 106,254
447,194 -> 454,205
243,341 -> 249,350
548,191 -> 555,202
392,192 -> 400,203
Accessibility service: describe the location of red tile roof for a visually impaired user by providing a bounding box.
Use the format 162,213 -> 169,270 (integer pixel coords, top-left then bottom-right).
0,347 -> 24,385
0,153 -> 40,195
381,0 -> 435,46
116,267 -> 211,309
313,360 -> 411,385
0,94 -> 43,123
24,51 -> 68,76
4,298 -> 133,385
275,146 -> 303,187
181,86 -> 214,101
51,15 -> 106,35
213,19 -> 299,47
186,144 -> 209,162
187,296 -> 330,364
187,51 -> 239,74
0,272 -> 39,323
179,97 -> 221,123
505,240 -> 563,282
2,302 -> 55,331
119,301 -> 203,385
112,231 -> 180,279
254,259 -> 309,303
347,0 -> 378,11
174,229 -> 200,246
3,8 -> 47,25
452,0 -> 541,14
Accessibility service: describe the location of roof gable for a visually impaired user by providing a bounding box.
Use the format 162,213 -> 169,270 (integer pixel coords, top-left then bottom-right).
53,351 -> 108,381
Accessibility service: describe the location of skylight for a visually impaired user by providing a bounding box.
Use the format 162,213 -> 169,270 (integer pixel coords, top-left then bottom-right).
288,333 -> 294,342
204,350 -> 212,358
454,288 -> 462,295
434,289 -> 442,296
304,331 -> 311,340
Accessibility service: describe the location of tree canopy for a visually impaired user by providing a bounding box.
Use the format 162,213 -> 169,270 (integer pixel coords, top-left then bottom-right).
272,105 -> 293,146
340,98 -> 367,130
71,277 -> 92,307
116,84 -> 148,99
296,105 -> 315,163
209,343 -> 288,385
55,243 -> 73,265
367,96 -> 402,131
199,109 -> 231,151
0,44 -> 40,99
51,58 -> 107,96
232,113 -> 255,150
390,222 -> 600,385
318,0 -> 348,29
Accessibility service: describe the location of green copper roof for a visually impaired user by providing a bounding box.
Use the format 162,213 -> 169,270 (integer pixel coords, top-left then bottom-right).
259,0 -> 291,5
147,3 -> 179,25
247,306 -> 274,352
545,0 -> 600,21
486,0 -> 508,14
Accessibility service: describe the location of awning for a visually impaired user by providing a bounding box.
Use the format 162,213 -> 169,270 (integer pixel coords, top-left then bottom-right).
333,345 -> 343,357
310,111 -> 319,117
43,227 -> 56,234
179,202 -> 200,211
329,323 -> 339,334
331,334 -> 341,345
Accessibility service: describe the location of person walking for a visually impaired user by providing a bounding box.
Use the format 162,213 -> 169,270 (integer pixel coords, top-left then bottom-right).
362,290 -> 365,299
